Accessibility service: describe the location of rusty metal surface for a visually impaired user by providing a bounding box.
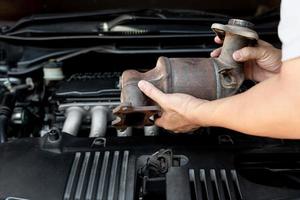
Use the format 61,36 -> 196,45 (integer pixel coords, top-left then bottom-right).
112,57 -> 218,129
168,57 -> 217,99
113,19 -> 258,129
121,57 -> 218,101
112,103 -> 160,130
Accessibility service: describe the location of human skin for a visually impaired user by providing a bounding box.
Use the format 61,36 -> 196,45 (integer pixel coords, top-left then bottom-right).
137,38 -> 300,138
211,36 -> 282,82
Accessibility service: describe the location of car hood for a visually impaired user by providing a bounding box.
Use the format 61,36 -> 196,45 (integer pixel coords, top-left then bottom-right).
0,0 -> 280,21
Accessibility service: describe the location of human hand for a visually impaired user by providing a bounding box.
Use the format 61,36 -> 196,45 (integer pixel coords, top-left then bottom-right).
138,80 -> 208,133
211,36 -> 282,82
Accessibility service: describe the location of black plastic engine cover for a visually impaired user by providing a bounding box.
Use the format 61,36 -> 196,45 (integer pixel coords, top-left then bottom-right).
55,72 -> 121,100
0,133 -> 300,200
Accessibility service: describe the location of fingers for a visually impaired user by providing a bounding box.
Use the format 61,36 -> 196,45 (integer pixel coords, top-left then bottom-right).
138,80 -> 167,105
155,117 -> 163,127
210,47 -> 222,57
233,46 -> 266,62
257,39 -> 272,47
210,36 -> 223,57
232,40 -> 273,61
213,36 -> 271,61
214,36 -> 223,44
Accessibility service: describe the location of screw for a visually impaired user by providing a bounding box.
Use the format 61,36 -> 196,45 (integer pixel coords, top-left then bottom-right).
48,128 -> 60,142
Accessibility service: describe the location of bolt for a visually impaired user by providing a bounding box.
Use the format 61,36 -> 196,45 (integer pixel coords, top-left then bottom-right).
48,128 -> 60,142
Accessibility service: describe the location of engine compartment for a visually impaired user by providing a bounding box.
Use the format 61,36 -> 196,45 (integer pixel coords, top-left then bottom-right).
2,44 -> 224,139
1,9 -> 300,200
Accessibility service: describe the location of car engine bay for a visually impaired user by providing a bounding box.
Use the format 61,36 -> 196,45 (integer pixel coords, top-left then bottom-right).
0,8 -> 300,200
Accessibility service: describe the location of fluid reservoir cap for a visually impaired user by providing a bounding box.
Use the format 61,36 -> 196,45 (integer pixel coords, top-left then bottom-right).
43,61 -> 64,81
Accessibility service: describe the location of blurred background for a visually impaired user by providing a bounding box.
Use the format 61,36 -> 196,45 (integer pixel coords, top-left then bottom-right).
0,0 -> 280,21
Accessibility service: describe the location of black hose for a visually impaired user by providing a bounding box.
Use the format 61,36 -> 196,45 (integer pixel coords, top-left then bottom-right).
0,93 -> 15,143
0,114 -> 9,143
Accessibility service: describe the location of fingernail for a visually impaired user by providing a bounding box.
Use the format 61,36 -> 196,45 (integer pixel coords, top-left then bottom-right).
138,80 -> 147,90
214,36 -> 220,43
210,51 -> 216,57
233,51 -> 241,61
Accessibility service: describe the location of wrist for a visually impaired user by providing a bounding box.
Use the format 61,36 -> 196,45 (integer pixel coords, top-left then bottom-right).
192,99 -> 219,127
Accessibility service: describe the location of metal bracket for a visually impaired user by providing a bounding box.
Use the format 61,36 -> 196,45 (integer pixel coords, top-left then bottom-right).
112,103 -> 161,130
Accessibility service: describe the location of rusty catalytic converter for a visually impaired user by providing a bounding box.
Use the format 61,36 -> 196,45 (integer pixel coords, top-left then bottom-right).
113,19 -> 258,130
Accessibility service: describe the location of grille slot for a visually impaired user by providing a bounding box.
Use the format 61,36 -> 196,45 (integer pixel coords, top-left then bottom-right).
189,169 -> 244,200
64,151 -> 131,200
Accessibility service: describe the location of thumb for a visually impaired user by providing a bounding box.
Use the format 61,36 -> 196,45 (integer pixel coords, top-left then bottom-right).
233,46 -> 266,62
138,80 -> 167,105
210,47 -> 222,58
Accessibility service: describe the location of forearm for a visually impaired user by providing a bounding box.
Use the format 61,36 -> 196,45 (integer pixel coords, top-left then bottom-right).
196,59 -> 300,138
